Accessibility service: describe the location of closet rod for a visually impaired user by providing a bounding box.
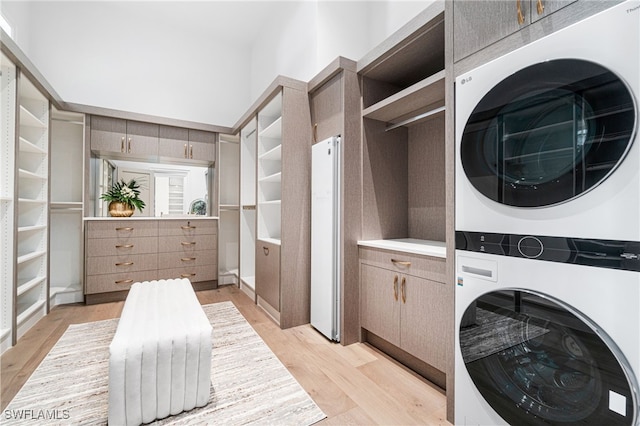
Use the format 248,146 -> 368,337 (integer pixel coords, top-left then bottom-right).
51,117 -> 84,125
385,105 -> 446,132
245,128 -> 256,139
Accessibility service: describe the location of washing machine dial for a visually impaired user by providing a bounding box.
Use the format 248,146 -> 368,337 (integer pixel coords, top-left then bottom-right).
518,236 -> 544,258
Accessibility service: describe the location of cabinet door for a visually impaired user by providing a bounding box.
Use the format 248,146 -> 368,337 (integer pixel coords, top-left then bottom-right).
400,275 -> 447,371
188,129 -> 216,163
159,125 -> 190,160
453,0 -> 530,62
360,264 -> 400,347
310,72 -> 342,144
530,0 -> 577,23
125,121 -> 158,157
256,240 -> 280,311
91,116 -> 127,154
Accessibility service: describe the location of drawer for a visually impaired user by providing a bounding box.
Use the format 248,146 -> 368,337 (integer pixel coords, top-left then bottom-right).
158,219 -> 217,236
85,270 -> 158,294
86,220 -> 157,239
158,235 -> 217,252
359,247 -> 446,283
157,250 -> 217,269
157,264 -> 217,282
85,236 -> 157,257
86,253 -> 158,275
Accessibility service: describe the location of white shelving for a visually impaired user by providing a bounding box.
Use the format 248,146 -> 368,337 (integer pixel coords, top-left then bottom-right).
257,92 -> 283,242
218,134 -> 240,285
50,107 -> 85,307
239,119 -> 257,295
1,52 -> 17,354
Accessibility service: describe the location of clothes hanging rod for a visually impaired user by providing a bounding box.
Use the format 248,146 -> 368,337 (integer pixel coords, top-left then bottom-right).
245,128 -> 256,139
385,106 -> 446,132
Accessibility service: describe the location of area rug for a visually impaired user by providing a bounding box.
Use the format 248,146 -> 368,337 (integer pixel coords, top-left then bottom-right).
3,301 -> 326,425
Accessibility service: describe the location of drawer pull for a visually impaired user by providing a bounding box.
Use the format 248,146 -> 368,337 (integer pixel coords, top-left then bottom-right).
536,0 -> 544,15
115,279 -> 133,285
391,259 -> 411,267
115,262 -> 134,266
516,0 -> 525,25
263,246 -> 269,256
393,275 -> 398,301
184,143 -> 188,158
181,257 -> 196,262
115,244 -> 134,248
401,277 -> 406,304
181,225 -> 197,230
115,227 -> 134,231
181,241 -> 196,246
181,273 -> 196,278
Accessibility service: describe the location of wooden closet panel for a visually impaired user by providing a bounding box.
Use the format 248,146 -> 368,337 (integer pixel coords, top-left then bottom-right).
310,72 -> 342,144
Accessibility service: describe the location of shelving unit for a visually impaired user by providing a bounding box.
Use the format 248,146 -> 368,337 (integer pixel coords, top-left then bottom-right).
1,52 -> 17,354
218,133 -> 240,285
50,107 -> 85,306
239,118 -> 257,298
257,93 -> 283,243
15,70 -> 49,341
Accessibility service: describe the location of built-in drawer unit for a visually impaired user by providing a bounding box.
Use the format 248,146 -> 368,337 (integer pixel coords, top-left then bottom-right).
359,246 -> 446,284
84,218 -> 218,303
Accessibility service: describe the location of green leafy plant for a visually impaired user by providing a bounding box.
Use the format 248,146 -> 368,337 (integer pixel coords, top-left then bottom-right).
100,179 -> 146,212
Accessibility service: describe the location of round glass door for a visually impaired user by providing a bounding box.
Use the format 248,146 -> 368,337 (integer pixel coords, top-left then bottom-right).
459,289 -> 638,425
460,59 -> 636,207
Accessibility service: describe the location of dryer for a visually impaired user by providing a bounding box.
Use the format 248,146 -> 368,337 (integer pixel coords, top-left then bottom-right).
455,1 -> 639,242
455,245 -> 640,425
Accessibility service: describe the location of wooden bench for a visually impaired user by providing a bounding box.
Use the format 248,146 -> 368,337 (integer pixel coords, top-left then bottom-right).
108,278 -> 212,425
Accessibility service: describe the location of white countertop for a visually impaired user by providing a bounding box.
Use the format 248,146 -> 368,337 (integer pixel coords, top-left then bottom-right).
84,216 -> 219,221
357,238 -> 446,258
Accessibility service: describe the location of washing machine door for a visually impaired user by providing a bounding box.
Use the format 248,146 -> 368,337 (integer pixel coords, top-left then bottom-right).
460,289 -> 638,425
460,59 -> 636,207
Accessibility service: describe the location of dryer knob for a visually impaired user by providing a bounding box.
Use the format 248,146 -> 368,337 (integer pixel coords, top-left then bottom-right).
518,236 -> 544,258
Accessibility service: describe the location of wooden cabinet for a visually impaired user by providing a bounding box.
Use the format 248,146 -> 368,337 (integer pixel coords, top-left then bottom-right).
360,246 -> 448,373
159,125 -> 216,165
90,116 -> 158,159
256,240 -> 280,312
310,72 -> 342,144
84,218 -> 217,303
453,0 -> 578,62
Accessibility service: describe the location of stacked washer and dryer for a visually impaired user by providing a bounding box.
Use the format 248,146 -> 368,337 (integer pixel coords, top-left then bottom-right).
454,2 -> 640,425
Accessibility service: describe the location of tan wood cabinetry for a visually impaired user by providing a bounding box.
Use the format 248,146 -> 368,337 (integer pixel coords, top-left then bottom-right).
255,240 -> 280,312
158,125 -> 216,165
90,116 -> 159,159
84,218 -> 217,304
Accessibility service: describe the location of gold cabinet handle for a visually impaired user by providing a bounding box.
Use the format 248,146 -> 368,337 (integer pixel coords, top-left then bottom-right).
263,246 -> 269,256
115,244 -> 134,248
181,257 -> 196,262
184,143 -> 188,158
181,225 -> 196,230
393,275 -> 398,301
181,241 -> 196,246
181,273 -> 196,278
115,262 -> 134,266
516,0 -> 525,25
313,123 -> 318,143
391,259 -> 411,267
121,137 -> 125,153
536,0 -> 544,15
115,227 -> 134,231
190,145 -> 193,159
128,137 -> 132,153
401,277 -> 406,304
115,279 -> 133,285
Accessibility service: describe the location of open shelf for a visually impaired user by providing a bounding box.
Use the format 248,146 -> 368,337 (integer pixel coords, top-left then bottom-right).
18,168 -> 46,180
17,276 -> 46,297
358,238 -> 446,258
19,136 -> 47,154
259,144 -> 282,161
259,172 -> 282,183
19,105 -> 47,129
17,250 -> 46,265
259,116 -> 282,139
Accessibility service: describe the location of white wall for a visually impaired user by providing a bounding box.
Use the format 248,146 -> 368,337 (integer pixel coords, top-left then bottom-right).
2,1 -> 435,127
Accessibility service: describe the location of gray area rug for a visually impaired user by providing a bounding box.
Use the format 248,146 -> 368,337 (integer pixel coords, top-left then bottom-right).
4,301 -> 326,425
460,307 -> 549,364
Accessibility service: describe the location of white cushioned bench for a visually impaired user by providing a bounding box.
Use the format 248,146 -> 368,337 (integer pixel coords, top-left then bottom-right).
108,278 -> 212,426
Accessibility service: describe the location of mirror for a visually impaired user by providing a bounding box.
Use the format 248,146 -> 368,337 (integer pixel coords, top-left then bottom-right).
95,159 -> 211,217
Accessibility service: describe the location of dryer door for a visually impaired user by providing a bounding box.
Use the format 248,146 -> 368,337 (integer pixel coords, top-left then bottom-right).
460,59 -> 636,207
460,289 -> 638,425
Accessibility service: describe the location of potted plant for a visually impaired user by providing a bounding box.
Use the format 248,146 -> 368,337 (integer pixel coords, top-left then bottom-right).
100,179 -> 146,217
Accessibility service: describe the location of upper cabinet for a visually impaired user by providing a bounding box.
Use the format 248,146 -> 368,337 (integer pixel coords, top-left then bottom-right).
453,0 -> 577,62
158,126 -> 216,165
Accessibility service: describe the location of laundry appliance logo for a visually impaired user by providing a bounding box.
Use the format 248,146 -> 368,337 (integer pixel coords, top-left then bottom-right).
3,408 -> 71,421
460,76 -> 473,85
627,4 -> 640,13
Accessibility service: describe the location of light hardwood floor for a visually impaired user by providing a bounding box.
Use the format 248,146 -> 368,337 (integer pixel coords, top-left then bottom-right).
1,285 -> 451,425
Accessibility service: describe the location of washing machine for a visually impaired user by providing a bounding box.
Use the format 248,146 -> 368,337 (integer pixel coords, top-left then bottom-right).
455,0 -> 639,242
455,241 -> 640,425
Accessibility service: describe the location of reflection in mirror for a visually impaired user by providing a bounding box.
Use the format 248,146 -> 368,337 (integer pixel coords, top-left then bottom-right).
96,159 -> 210,217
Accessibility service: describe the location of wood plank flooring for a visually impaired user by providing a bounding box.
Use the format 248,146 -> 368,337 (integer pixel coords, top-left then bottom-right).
0,285 -> 451,425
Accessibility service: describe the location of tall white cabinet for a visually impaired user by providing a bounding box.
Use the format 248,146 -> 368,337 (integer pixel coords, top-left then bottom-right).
1,52 -> 17,353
